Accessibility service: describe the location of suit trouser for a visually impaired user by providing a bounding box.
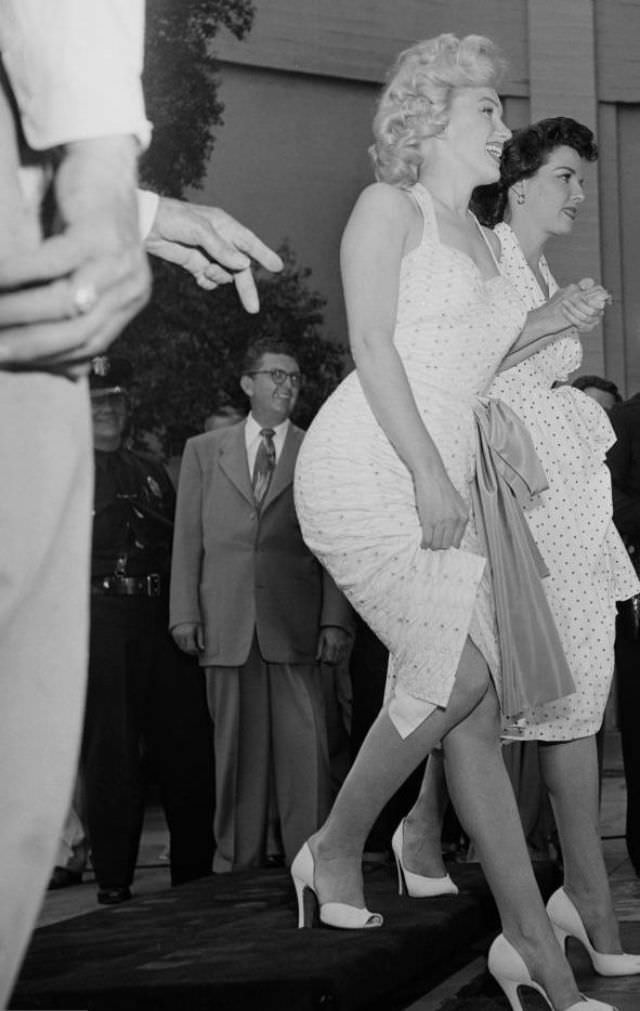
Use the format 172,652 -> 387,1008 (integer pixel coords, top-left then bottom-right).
0,373 -> 92,1007
206,638 -> 332,872
82,595 -> 214,889
615,607 -> 640,874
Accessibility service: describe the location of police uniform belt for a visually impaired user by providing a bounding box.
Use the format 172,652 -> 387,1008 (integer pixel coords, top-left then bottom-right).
91,574 -> 162,597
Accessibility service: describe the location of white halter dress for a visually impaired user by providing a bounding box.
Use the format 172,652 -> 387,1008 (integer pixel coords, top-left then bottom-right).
294,185 -> 527,737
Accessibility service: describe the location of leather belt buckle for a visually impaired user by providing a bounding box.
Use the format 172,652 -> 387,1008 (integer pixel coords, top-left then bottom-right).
93,574 -> 161,596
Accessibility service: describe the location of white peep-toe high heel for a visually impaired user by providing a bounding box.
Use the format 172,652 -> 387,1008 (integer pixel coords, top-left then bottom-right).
290,842 -> 383,929
487,934 -> 619,1011
391,820 -> 459,898
547,888 -> 640,976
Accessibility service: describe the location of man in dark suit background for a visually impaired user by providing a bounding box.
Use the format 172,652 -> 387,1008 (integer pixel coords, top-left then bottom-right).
607,392 -> 640,876
170,337 -> 353,872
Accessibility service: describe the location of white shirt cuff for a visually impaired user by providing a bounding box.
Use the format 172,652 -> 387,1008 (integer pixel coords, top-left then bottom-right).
137,189 -> 159,240
0,0 -> 151,150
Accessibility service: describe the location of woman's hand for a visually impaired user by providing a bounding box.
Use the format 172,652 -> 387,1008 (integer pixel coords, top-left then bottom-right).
532,278 -> 610,337
413,469 -> 469,550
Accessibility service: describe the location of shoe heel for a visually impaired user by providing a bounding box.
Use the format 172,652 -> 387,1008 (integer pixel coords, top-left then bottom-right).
292,873 -> 318,928
496,977 -> 525,1011
487,935 -> 552,1011
551,920 -> 570,956
393,852 -> 406,896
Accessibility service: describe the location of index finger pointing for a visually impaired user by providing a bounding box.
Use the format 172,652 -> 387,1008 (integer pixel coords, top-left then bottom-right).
233,268 -> 260,314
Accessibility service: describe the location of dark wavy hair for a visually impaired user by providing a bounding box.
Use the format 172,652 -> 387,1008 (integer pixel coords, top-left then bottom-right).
571,374 -> 621,403
471,116 -> 598,227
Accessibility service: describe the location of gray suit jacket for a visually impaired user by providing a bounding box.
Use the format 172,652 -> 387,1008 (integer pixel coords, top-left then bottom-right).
169,420 -> 352,666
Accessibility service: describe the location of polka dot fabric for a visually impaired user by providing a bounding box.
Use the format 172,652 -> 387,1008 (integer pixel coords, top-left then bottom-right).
294,184 -> 526,737
490,223 -> 639,742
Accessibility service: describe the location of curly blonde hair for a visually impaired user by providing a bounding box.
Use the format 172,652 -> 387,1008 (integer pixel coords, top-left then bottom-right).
370,34 -> 508,188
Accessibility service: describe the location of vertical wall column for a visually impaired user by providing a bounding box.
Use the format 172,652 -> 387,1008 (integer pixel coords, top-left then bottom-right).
526,0 -> 605,375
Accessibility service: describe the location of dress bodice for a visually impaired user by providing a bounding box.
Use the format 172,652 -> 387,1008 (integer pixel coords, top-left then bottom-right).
490,222 -> 582,388
489,222 -> 613,466
393,184 -> 526,401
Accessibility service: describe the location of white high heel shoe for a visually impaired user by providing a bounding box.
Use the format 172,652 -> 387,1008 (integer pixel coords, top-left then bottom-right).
487,933 -> 619,1011
547,887 -> 640,976
390,820 -> 459,898
290,842 -> 383,929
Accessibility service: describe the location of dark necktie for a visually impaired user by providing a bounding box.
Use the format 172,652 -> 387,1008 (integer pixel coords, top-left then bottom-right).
252,428 -> 276,506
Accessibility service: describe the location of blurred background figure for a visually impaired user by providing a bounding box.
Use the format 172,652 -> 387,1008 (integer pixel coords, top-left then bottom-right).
607,392 -> 640,878
572,373 -> 622,412
48,791 -> 88,891
203,401 -> 247,432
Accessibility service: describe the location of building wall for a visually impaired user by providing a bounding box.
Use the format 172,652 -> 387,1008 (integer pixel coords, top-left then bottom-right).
192,0 -> 640,394
193,65 -> 377,345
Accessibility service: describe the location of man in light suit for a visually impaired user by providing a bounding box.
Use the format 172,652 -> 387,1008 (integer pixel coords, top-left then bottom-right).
170,337 -> 353,872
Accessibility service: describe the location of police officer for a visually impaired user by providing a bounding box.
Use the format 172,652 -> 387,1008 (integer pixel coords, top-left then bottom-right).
83,355 -> 214,904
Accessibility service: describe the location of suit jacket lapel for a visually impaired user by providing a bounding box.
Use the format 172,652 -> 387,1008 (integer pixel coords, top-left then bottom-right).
262,425 -> 302,512
218,424 -> 254,506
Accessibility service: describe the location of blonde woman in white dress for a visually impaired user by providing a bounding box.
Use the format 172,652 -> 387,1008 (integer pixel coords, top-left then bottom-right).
292,36 -> 614,1011
399,118 -> 640,983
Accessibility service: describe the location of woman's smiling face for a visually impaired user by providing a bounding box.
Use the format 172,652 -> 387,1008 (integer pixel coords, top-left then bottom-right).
440,86 -> 511,187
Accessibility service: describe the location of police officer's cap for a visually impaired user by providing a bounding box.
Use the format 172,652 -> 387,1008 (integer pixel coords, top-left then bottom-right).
89,356 -> 133,397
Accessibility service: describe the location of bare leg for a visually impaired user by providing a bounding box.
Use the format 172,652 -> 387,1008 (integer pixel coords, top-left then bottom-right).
402,750 -> 450,877
309,639 -> 491,908
443,683 -> 582,1010
539,736 -> 623,954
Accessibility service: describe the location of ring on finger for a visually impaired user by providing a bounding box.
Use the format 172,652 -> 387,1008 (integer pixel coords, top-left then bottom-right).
70,283 -> 98,316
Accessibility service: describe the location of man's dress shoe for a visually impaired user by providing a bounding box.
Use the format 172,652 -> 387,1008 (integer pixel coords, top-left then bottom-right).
48,867 -> 83,890
97,886 -> 132,905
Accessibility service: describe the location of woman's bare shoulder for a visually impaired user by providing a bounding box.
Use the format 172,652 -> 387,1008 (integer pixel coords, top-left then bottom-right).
353,182 -> 417,219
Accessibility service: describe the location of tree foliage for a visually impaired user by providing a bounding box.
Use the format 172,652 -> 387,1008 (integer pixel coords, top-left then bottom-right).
114,246 -> 347,455
140,0 -> 254,195
123,0 -> 347,453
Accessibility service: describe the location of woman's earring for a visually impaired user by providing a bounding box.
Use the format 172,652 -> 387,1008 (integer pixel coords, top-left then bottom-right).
516,189 -> 525,205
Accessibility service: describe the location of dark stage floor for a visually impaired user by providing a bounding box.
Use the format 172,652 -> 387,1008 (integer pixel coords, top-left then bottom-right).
10,732 -> 640,1011
10,862 -> 559,1011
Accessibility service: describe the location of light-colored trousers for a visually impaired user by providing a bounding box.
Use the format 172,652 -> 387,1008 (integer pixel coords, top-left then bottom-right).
0,373 -> 92,1006
205,637 -> 332,872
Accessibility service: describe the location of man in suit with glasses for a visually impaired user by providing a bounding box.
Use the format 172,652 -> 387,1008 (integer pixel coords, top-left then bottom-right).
170,337 -> 353,872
